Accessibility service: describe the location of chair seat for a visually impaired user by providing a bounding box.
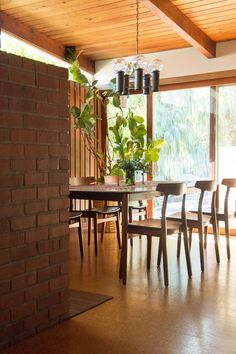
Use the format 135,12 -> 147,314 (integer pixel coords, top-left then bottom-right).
190,208 -> 235,220
73,206 -> 120,216
69,211 -> 83,222
128,218 -> 181,236
167,212 -> 211,227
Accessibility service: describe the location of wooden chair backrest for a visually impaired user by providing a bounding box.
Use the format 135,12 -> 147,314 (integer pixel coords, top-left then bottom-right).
195,180 -> 217,192
195,180 -> 217,222
222,178 -> 236,189
69,177 -> 95,186
221,179 -> 236,214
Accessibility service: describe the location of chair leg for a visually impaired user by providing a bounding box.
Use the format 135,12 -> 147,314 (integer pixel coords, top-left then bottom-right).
212,219 -> 220,264
116,212 -> 121,249
177,232 -> 181,258
101,222 -> 106,243
161,234 -> 168,287
157,238 -> 162,268
147,236 -> 152,270
94,216 -> 98,256
225,219 -> 231,260
129,207 -> 133,247
198,226 -> 204,272
88,218 -> 91,246
78,217 -> 84,259
189,228 -> 193,250
183,228 -> 192,277
204,226 -> 208,249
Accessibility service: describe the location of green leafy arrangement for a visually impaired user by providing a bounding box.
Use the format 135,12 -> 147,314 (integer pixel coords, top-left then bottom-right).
66,47 -> 164,181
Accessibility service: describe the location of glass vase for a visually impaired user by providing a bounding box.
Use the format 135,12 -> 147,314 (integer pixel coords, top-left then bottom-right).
125,171 -> 135,185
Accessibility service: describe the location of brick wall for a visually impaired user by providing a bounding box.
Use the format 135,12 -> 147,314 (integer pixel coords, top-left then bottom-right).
0,51 -> 70,348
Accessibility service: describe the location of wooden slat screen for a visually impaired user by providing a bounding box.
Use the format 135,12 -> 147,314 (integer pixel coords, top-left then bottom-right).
69,81 -> 104,179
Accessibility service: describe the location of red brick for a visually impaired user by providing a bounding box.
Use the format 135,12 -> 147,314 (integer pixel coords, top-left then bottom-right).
0,281 -> 11,295
9,98 -> 36,113
25,200 -> 48,214
60,261 -> 69,275
0,112 -> 23,127
23,86 -> 47,101
49,172 -> 68,184
37,212 -> 59,227
0,51 -> 9,64
49,145 -> 69,158
12,301 -> 36,321
36,74 -> 59,90
0,160 -> 10,172
11,243 -> 37,261
60,210 -> 69,223
60,185 -> 69,196
0,249 -> 10,266
37,292 -> 60,311
49,198 -> 69,211
59,237 -> 69,251
49,250 -> 68,265
47,65 -> 67,78
9,55 -> 22,67
25,172 -> 48,185
23,57 -> 35,71
0,66 -> 8,81
24,115 -> 68,132
25,228 -> 48,243
0,232 -> 24,249
0,82 -> 23,97
11,158 -> 36,171
12,188 -> 37,201
0,190 -> 11,204
0,174 -> 24,187
0,143 -> 24,157
59,159 -> 69,170
37,159 -> 59,171
10,129 -> 36,143
0,290 -> 24,310
38,186 -> 59,199
9,68 -> 35,86
12,272 -> 37,291
11,328 -> 35,345
38,239 -> 60,254
58,104 -> 69,118
35,62 -> 47,74
59,79 -> 69,92
37,102 -> 58,117
48,91 -> 68,105
0,204 -> 24,218
0,97 -> 8,110
49,302 -> 68,320
0,321 -> 24,343
37,131 -> 59,144
24,309 -> 48,330
0,128 -> 10,141
25,282 -> 49,302
25,255 -> 49,272
49,224 -> 68,239
25,144 -> 48,157
0,310 -> 11,326
11,215 -> 36,231
59,133 -> 69,145
37,264 -> 60,282
49,275 -> 68,291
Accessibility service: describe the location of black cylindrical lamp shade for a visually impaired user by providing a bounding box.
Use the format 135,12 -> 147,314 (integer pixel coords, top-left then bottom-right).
143,73 -> 151,95
123,74 -> 130,96
134,68 -> 143,91
152,70 -> 160,92
116,71 -> 124,93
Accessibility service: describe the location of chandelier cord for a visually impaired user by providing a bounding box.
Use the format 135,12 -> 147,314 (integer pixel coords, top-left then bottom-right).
136,0 -> 139,56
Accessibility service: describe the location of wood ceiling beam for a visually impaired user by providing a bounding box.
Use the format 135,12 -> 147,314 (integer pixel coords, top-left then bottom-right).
0,11 -> 95,74
142,0 -> 216,58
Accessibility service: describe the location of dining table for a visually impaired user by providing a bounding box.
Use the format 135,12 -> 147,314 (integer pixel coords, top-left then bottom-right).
69,181 -> 161,285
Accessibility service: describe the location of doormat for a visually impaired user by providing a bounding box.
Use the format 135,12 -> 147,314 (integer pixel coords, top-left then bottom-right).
63,289 -> 113,320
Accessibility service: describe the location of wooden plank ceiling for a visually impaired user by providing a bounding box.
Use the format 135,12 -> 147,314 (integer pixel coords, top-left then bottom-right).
1,0 -> 236,62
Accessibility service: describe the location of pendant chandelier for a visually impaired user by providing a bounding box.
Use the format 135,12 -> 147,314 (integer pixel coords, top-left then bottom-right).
113,0 -> 163,95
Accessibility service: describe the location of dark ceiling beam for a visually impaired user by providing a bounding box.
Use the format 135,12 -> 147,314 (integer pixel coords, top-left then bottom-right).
0,11 -> 95,74
142,0 -> 216,58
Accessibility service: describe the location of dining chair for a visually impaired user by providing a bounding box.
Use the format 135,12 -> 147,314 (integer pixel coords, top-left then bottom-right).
198,178 -> 236,259
69,212 -> 84,258
167,180 -> 220,272
128,182 -> 192,287
69,177 -> 121,256
128,201 -> 147,246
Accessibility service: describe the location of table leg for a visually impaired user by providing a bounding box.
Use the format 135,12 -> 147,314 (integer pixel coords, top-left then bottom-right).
120,193 -> 128,285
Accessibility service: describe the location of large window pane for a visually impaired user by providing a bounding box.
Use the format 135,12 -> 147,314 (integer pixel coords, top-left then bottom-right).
153,87 -> 211,181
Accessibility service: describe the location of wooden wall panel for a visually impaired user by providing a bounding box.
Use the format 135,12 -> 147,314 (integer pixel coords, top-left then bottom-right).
69,81 -> 103,180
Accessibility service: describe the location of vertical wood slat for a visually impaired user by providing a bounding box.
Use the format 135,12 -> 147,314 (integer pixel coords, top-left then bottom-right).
69,81 -> 103,180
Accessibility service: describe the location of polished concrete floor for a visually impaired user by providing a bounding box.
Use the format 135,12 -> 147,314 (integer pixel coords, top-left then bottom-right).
3,229 -> 236,354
